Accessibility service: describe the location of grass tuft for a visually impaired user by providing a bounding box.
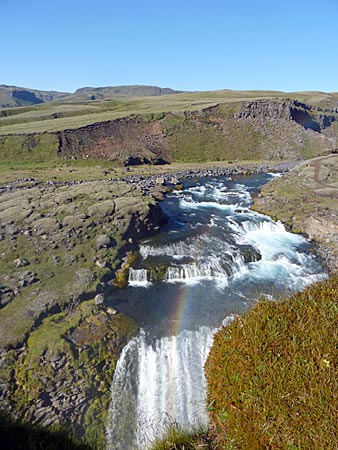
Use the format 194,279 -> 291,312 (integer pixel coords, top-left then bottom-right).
150,422 -> 212,450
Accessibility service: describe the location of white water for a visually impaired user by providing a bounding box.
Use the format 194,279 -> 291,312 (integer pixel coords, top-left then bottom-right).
128,268 -> 150,287
107,327 -> 214,449
166,258 -> 229,283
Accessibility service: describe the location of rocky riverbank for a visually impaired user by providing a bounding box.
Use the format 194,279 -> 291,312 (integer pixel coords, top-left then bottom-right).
253,154 -> 338,273
0,177 -> 167,447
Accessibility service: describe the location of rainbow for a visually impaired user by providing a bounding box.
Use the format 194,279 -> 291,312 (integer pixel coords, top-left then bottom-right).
167,283 -> 197,336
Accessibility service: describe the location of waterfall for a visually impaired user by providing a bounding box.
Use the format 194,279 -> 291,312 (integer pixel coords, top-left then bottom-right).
128,268 -> 150,287
166,260 -> 229,282
107,327 -> 214,450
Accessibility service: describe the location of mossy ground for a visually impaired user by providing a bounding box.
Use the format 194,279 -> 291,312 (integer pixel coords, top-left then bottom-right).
0,177 -> 160,446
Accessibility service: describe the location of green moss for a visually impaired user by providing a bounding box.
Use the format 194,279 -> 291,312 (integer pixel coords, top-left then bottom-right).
0,133 -> 59,164
12,304 -> 138,446
150,265 -> 168,281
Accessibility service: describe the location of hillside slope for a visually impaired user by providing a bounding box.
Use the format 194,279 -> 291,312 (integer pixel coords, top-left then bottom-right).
253,153 -> 338,272
1,97 -> 338,167
206,275 -> 338,450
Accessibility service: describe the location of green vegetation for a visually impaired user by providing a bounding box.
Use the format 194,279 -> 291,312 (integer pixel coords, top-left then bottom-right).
162,106 -> 265,162
205,276 -> 338,450
0,177 -> 163,446
12,303 -> 138,449
1,84 -> 338,449
150,423 -> 212,450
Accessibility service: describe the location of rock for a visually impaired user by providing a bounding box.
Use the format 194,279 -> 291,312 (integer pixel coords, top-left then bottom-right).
17,271 -> 39,287
34,218 -> 60,236
155,177 -> 165,185
0,286 -> 14,307
96,234 -> 112,249
14,258 -> 30,268
95,260 -> 107,268
106,307 -> 117,315
61,214 -> 86,228
114,197 -> 141,219
94,294 -> 105,306
0,206 -> 32,223
169,177 -> 179,185
87,200 -> 115,218
52,255 -> 60,265
75,268 -> 95,286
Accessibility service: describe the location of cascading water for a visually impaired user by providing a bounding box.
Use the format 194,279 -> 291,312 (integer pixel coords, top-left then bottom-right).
128,269 -> 150,287
108,327 -> 213,449
107,173 -> 325,450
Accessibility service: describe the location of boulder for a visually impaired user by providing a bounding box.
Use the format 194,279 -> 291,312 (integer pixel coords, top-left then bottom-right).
95,260 -> 107,268
87,200 -> 115,218
94,294 -> 105,306
14,258 -> 30,268
155,177 -> 165,185
95,234 -> 112,249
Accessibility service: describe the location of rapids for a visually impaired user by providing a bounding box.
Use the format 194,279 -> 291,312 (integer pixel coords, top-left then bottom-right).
107,173 -> 325,449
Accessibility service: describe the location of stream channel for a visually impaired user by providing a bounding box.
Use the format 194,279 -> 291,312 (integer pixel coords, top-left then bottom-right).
106,172 -> 325,449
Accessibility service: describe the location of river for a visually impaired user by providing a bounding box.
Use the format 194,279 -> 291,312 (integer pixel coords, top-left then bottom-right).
106,172 -> 325,449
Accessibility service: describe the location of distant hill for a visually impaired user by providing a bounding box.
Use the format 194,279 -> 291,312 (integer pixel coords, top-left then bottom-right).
0,84 -> 186,108
0,85 -> 69,108
68,85 -> 186,101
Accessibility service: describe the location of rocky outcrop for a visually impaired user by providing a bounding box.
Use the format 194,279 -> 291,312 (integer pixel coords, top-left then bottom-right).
2,98 -> 338,165
234,98 -> 337,132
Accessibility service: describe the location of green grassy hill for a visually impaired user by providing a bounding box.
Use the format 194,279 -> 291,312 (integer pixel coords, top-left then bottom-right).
1,89 -> 338,171
1,88 -> 337,134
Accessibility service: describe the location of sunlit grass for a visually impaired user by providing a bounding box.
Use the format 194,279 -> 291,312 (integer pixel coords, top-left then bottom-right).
1,89 -> 337,135
150,422 -> 212,450
205,276 -> 338,449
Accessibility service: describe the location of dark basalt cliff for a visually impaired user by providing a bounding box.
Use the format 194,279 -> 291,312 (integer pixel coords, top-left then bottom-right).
56,115 -> 170,165
235,98 -> 337,131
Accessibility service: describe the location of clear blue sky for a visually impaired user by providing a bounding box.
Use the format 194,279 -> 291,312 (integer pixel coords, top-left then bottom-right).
2,0 -> 338,93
